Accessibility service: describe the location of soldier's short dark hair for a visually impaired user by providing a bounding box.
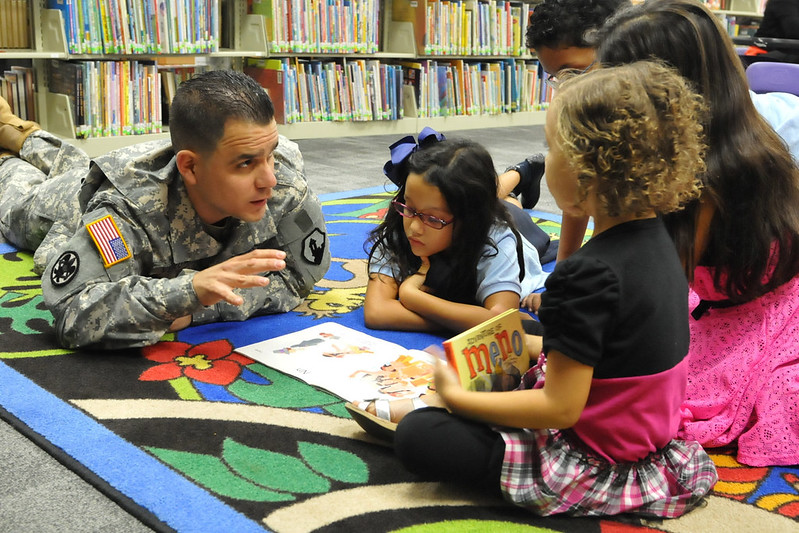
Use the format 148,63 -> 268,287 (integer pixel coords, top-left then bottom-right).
169,70 -> 275,154
526,0 -> 631,50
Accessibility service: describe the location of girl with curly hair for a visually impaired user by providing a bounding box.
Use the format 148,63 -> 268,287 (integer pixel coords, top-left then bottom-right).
392,61 -> 718,518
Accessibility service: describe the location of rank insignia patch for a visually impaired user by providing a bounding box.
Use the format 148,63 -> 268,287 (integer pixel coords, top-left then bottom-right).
51,251 -> 79,287
302,228 -> 326,265
86,215 -> 131,268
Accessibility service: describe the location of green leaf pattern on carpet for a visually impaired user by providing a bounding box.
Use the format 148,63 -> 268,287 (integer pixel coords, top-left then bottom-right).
146,437 -> 369,502
0,293 -> 52,335
222,439 -> 331,494
229,363 -> 342,410
144,447 -> 295,502
297,441 -> 369,483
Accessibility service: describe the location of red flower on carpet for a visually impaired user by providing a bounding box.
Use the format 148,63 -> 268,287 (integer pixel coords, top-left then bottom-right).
139,339 -> 255,386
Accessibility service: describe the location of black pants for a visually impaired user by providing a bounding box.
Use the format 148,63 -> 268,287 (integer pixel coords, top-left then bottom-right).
394,407 -> 506,495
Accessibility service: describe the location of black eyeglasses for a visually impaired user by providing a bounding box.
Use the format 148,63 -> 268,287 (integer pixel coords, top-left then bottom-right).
545,60 -> 596,89
391,200 -> 453,230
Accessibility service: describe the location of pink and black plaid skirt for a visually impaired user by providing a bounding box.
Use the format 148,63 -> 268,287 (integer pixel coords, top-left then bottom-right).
496,426 -> 718,518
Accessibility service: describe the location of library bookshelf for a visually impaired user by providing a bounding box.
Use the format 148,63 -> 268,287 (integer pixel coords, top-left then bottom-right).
1,0 -> 549,156
707,0 -> 765,37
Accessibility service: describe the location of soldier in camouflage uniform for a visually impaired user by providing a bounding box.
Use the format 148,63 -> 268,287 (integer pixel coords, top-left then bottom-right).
0,70 -> 330,350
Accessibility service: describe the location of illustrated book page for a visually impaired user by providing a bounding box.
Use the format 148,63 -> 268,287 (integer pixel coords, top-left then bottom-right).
236,322 -> 438,402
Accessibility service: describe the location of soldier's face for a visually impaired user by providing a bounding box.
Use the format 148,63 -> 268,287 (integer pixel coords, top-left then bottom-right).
186,119 -> 279,224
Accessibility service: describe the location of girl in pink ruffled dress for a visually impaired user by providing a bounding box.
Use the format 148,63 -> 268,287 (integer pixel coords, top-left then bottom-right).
595,0 -> 799,466
681,266 -> 799,466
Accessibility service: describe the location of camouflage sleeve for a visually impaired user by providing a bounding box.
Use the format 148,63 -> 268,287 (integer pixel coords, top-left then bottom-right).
267,138 -> 330,304
190,137 -> 330,324
41,207 -> 204,349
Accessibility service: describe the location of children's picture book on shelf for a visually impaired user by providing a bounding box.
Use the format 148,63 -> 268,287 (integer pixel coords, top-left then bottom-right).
236,322 -> 440,402
443,308 -> 530,392
245,59 -> 289,123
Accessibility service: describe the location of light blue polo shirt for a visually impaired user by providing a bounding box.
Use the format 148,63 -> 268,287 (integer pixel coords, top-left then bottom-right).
751,90 -> 799,160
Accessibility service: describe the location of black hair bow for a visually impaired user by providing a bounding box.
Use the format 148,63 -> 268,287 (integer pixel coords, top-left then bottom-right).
382,127 -> 446,186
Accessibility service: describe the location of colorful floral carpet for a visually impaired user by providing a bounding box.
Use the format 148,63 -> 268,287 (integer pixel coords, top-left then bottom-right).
1,187 -> 797,532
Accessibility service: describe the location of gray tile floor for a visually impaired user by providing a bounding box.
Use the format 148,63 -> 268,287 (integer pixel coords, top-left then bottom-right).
0,123 -> 549,532
295,124 -> 555,212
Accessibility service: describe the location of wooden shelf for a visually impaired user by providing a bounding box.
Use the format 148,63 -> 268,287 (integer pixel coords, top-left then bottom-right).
0,50 -> 65,59
709,0 -> 763,17
67,133 -> 171,158
280,111 -> 546,139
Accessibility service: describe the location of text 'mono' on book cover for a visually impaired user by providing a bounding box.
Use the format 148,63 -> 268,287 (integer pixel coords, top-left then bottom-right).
443,308 -> 530,392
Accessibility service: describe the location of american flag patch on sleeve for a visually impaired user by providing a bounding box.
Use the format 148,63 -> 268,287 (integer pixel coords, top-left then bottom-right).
86,215 -> 132,268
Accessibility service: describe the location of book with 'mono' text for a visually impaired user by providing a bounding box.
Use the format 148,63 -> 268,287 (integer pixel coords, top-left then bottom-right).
443,308 -> 530,392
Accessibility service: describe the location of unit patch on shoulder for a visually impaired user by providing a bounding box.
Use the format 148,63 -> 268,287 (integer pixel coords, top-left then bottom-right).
302,228 -> 326,265
51,251 -> 80,287
86,215 -> 131,268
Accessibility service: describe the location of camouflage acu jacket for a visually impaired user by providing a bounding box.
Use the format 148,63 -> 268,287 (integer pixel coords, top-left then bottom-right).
40,136 -> 329,349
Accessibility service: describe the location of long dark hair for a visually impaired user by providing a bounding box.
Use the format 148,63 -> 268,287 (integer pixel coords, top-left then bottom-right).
597,0 -> 799,302
367,139 -> 520,304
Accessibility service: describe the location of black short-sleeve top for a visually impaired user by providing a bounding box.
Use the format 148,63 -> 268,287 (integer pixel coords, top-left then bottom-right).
537,217 -> 690,462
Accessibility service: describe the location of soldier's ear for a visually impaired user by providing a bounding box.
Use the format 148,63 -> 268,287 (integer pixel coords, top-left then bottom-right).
177,150 -> 199,185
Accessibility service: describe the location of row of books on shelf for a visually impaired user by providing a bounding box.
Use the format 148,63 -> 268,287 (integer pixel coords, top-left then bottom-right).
406,57 -> 551,118
0,0 -> 31,49
244,0 -> 534,57
1,66 -> 36,121
422,0 -> 531,56
245,58 -> 404,124
244,57 -> 551,125
12,56 -> 549,139
244,57 -> 551,124
249,0 -> 380,54
716,14 -> 759,37
48,60 -> 163,138
49,0 -> 219,55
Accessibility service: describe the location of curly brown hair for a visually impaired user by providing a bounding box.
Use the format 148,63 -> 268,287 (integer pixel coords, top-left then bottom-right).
553,61 -> 707,218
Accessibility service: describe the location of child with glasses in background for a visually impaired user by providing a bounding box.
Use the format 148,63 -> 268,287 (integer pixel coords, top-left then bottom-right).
497,0 -> 631,215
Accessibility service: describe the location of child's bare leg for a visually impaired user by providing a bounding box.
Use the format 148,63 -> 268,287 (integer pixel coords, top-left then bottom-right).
498,169 -> 522,200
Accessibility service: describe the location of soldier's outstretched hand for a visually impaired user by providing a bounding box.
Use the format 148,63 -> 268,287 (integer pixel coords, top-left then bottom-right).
192,249 -> 287,307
